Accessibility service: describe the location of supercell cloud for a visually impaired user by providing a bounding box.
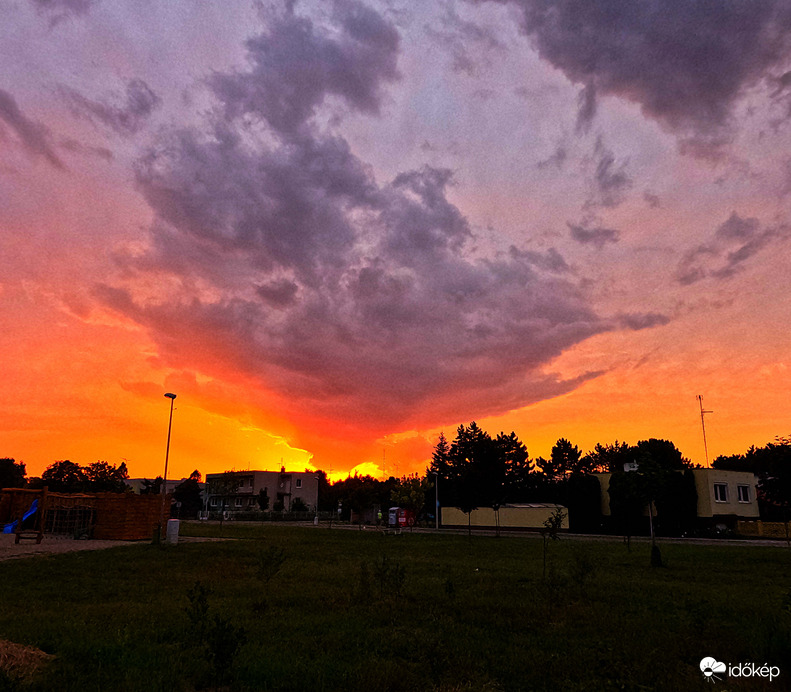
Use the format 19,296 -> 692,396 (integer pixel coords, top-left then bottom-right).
4,0 -> 791,475
99,1 -> 625,430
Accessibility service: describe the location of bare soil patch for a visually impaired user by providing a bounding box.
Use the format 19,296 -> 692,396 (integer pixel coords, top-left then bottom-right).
0,639 -> 54,682
0,533 -> 225,561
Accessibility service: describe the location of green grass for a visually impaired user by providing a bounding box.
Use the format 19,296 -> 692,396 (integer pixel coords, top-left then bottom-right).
0,525 -> 789,691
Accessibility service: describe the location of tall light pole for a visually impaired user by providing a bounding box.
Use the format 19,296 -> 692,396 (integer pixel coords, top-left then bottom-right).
161,392 -> 177,538
430,471 -> 439,530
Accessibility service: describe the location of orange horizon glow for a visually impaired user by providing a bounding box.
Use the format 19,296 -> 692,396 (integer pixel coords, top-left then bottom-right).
2,2 -> 790,487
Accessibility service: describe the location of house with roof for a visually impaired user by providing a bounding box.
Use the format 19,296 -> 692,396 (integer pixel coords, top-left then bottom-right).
595,467 -> 759,530
204,469 -> 319,514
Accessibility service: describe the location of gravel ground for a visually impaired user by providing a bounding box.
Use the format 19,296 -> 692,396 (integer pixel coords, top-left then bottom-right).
0,533 -> 224,561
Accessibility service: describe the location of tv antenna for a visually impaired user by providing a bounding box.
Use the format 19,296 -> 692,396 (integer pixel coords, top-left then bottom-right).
697,395 -> 713,466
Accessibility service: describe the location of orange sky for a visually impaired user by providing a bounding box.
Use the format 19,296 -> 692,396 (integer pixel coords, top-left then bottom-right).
1,1 -> 790,483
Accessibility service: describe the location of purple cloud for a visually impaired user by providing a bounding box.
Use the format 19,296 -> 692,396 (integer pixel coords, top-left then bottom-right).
586,137 -> 632,209
483,0 -> 791,154
97,1 -> 663,431
424,3 -> 504,76
568,222 -> 619,248
0,89 -> 64,169
676,212 -> 786,284
61,79 -> 161,136
31,0 -> 94,25
209,1 -> 399,137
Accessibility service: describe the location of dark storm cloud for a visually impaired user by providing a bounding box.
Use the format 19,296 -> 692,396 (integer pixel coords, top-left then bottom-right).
575,82 -> 596,133
32,0 -> 94,26
424,2 -> 504,75
0,89 -> 64,169
61,79 -> 161,136
101,1 -> 661,429
483,0 -> 791,152
209,0 -> 399,137
508,246 -> 569,273
643,191 -> 661,208
568,222 -> 619,248
32,0 -> 93,15
676,212 -> 786,284
59,138 -> 113,160
134,128 -> 375,285
617,312 -> 670,330
587,138 -> 632,209
536,144 -> 567,169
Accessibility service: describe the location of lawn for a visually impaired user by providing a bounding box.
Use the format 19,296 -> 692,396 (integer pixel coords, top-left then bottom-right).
0,524 -> 789,691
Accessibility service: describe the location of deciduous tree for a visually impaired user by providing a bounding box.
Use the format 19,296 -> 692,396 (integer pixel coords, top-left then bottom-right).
84,461 -> 129,493
174,470 -> 203,518
41,460 -> 86,493
0,458 -> 26,489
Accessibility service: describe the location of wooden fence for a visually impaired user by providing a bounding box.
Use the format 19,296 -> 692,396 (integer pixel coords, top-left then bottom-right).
0,488 -> 169,541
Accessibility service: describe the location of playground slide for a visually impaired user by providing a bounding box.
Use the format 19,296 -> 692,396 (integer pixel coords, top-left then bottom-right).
2,499 -> 39,534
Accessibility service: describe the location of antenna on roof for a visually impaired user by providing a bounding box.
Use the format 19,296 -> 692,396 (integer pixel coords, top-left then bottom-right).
697,395 -> 713,467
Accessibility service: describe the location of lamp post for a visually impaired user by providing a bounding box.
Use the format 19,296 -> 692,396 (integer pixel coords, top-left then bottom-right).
431,471 -> 439,530
161,392 -> 177,539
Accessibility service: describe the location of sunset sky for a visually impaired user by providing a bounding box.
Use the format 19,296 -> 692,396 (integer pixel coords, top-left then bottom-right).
2,0 -> 791,482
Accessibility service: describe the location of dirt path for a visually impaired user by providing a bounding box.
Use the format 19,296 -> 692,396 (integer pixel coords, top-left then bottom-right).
0,533 -> 225,561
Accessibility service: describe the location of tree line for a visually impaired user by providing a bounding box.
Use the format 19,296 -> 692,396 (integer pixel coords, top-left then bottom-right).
425,422 -> 791,536
3,428 -> 788,532
0,458 -> 204,518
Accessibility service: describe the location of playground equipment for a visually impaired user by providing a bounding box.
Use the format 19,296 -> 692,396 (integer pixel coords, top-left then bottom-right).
0,488 -> 168,541
2,499 -> 39,534
0,490 -> 45,544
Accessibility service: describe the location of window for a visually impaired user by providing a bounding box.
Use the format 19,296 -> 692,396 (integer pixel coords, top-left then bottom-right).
235,497 -> 242,507
713,483 -> 728,503
737,485 -> 750,503
296,478 -> 302,489
210,498 -> 218,507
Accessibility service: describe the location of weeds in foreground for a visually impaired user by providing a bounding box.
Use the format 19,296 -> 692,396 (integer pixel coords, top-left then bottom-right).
184,580 -> 247,687
256,545 -> 286,584
0,527 -> 789,691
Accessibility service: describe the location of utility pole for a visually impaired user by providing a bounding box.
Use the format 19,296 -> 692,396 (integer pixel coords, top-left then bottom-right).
697,395 -> 713,467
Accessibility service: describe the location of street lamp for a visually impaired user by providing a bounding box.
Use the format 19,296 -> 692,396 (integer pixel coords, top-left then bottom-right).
161,392 -> 177,539
314,475 -> 320,526
430,471 -> 439,530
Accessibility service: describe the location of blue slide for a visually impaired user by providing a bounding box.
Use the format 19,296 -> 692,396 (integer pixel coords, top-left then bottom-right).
3,499 -> 39,534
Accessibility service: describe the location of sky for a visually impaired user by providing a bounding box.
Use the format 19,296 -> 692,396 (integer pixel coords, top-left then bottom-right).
2,0 -> 791,482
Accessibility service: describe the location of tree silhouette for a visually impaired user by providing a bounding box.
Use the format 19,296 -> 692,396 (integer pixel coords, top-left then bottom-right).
41,460 -> 86,493
0,458 -> 26,490
581,441 -> 633,473
84,461 -> 129,492
174,470 -> 203,518
542,438 -> 582,481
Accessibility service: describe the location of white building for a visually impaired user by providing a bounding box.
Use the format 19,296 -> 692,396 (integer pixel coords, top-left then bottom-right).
205,470 -> 319,513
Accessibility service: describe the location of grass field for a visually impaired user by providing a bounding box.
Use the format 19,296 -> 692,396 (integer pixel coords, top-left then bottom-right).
0,524 -> 789,691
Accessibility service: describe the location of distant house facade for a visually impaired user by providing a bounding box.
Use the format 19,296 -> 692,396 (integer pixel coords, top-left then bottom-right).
595,468 -> 759,529
126,478 -> 190,495
205,470 -> 319,514
691,468 -> 759,523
